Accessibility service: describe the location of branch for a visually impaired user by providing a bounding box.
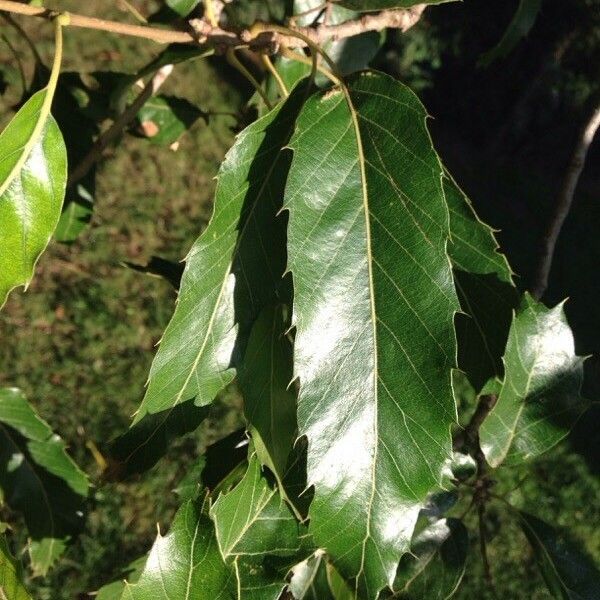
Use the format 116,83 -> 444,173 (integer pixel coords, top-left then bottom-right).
531,101 -> 600,300
67,65 -> 173,188
0,0 -> 426,49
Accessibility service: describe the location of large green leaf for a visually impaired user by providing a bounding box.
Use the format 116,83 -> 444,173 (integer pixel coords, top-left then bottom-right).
0,89 -> 67,308
479,0 -> 543,67
393,518 -> 468,598
135,82 -> 310,422
444,175 -> 517,392
0,388 -> 89,575
480,294 -> 589,468
121,499 -> 236,599
289,552 -> 353,600
0,535 -> 32,600
338,0 -> 453,10
520,512 -> 600,600
239,304 -> 297,491
284,71 -> 458,596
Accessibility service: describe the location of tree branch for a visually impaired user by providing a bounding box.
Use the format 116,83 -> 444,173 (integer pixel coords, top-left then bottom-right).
0,0 -> 426,50
531,101 -> 600,300
67,65 -> 173,188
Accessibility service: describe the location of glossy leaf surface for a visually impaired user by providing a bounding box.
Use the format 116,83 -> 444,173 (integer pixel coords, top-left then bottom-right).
285,71 -> 458,596
0,388 -> 89,575
393,518 -> 468,598
0,535 -> 32,600
136,83 -> 309,421
520,512 -> 600,600
121,500 -> 236,599
210,455 -> 300,562
480,294 -> 589,467
239,304 -> 296,488
0,89 -> 67,308
445,175 -> 517,391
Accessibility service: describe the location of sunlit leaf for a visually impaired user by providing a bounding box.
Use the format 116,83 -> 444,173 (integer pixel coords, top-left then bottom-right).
0,89 -> 67,308
284,71 -> 458,596
480,294 -> 589,468
121,499 -> 236,599
520,512 -> 600,600
0,388 -> 89,575
135,82 -> 310,421
0,535 -> 32,600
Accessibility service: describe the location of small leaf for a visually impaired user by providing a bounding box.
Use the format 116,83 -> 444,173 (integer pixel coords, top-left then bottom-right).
95,556 -> 146,600
480,294 -> 589,468
0,388 -> 89,575
136,81 -> 310,421
289,552 -> 333,600
239,304 -> 297,491
285,71 -> 458,596
123,256 -> 185,290
106,399 -> 209,479
136,95 -> 206,146
520,512 -> 600,600
121,499 -> 236,599
445,175 -> 518,392
393,518 -> 468,599
479,0 -> 543,67
0,535 -> 32,600
210,455 -> 300,562
166,0 -> 200,17
0,89 -> 67,308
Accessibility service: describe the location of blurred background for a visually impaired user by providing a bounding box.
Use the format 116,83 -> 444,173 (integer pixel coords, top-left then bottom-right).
0,1 -> 598,598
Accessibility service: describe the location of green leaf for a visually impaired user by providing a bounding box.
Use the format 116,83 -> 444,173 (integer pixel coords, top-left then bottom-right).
0,89 -> 67,308
480,294 -> 589,468
444,174 -> 518,392
121,499 -> 236,599
520,512 -> 600,600
290,552 -> 353,600
135,82 -> 310,421
0,388 -> 89,575
239,304 -> 297,490
166,0 -> 200,17
106,400 -> 209,479
393,518 -> 468,598
338,0 -> 454,10
210,454 -> 300,562
136,95 -> 206,146
0,535 -> 32,600
95,556 -> 146,600
234,556 -> 289,600
479,0 -> 543,67
284,71 -> 458,596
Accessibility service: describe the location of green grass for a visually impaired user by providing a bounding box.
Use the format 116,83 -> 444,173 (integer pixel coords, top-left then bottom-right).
1,4 -> 599,599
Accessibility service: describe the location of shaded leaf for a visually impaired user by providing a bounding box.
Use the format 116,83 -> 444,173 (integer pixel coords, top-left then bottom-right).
520,512 -> 600,600
202,427 -> 248,492
393,518 -> 468,599
284,71 -> 458,596
210,454 -> 300,562
106,400 -> 209,479
239,304 -> 297,491
95,556 -> 146,600
123,256 -> 185,290
479,0 -> 543,67
480,294 -> 589,468
121,499 -> 236,599
136,95 -> 206,146
0,89 -> 67,308
289,552 -> 333,600
445,175 -> 518,392
0,535 -> 32,600
234,556 -> 289,600
0,388 -> 89,575
174,456 -> 206,502
136,82 -> 310,421
339,0 -> 453,10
